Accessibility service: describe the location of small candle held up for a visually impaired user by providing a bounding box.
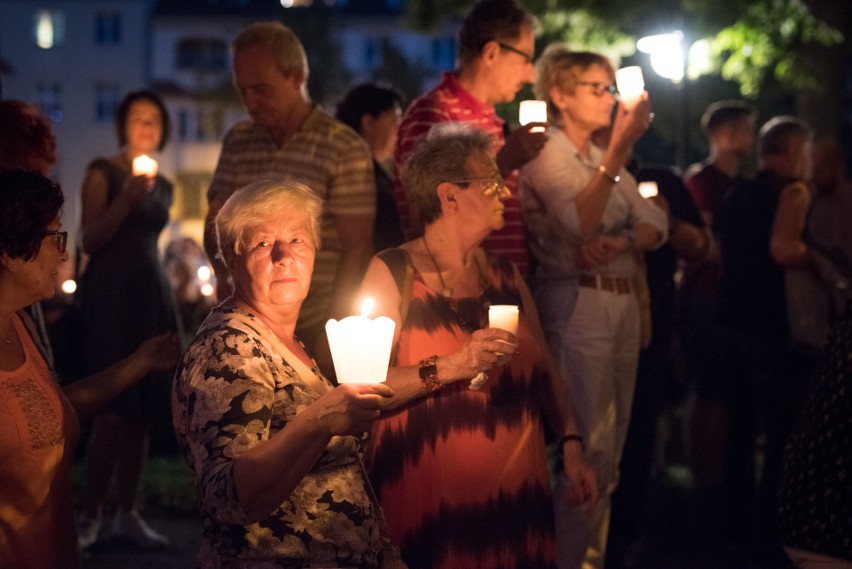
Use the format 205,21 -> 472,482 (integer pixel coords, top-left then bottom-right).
325,298 -> 396,384
638,181 -> 659,199
469,304 -> 520,390
615,66 -> 645,109
519,100 -> 548,133
132,154 -> 158,178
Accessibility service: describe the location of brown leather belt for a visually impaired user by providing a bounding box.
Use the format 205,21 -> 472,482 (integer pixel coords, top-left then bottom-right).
578,273 -> 631,295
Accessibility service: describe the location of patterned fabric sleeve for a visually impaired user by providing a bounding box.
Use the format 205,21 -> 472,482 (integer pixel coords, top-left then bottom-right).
178,325 -> 282,526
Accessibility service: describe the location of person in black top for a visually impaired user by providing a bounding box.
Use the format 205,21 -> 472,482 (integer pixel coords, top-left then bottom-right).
336,83 -> 405,252
716,116 -> 817,567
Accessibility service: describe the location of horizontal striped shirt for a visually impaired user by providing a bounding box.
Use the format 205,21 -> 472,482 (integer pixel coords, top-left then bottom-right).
393,72 -> 529,276
209,106 -> 376,331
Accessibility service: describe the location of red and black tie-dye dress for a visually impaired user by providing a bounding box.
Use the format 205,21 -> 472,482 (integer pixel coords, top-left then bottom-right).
367,248 -> 558,569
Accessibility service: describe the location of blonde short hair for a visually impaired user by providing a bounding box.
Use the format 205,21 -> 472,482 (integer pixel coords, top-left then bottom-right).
215,180 -> 323,281
534,44 -> 614,125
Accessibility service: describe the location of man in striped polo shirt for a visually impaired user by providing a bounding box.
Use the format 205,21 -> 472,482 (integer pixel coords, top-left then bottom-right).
393,0 -> 547,278
204,22 -> 376,352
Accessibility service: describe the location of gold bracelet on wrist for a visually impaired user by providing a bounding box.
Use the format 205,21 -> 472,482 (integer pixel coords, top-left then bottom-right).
598,164 -> 621,184
418,355 -> 442,392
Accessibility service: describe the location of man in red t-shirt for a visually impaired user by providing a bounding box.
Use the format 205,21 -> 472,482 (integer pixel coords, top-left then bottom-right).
393,0 -> 547,277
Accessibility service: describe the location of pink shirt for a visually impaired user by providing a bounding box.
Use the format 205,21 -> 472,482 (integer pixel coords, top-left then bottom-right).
393,73 -> 529,276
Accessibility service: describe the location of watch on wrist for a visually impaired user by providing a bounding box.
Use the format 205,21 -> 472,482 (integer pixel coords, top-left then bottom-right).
557,434 -> 585,456
418,355 -> 441,392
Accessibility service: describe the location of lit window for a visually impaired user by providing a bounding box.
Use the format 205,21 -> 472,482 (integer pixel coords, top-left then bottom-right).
34,10 -> 65,49
37,84 -> 63,124
95,11 -> 122,45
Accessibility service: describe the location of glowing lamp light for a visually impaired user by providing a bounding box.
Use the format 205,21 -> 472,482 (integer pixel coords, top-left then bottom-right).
200,283 -> 215,297
132,154 -> 158,178
519,100 -> 548,131
637,31 -> 685,83
325,298 -> 395,384
61,279 -> 77,294
197,265 -> 212,282
638,181 -> 659,199
615,66 -> 645,108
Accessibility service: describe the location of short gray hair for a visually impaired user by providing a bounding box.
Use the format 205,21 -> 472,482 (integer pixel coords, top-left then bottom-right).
402,124 -> 494,233
232,21 -> 309,80
215,180 -> 323,283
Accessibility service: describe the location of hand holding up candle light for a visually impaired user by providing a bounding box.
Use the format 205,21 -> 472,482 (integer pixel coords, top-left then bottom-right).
326,298 -> 396,384
469,304 -> 520,390
519,100 -> 548,133
615,66 -> 645,109
132,154 -> 158,178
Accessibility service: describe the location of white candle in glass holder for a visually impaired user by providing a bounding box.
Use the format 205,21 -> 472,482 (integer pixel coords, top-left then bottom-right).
615,66 -> 645,108
519,100 -> 547,132
638,181 -> 659,199
132,154 -> 158,178
488,305 -> 519,335
469,304 -> 520,390
325,298 -> 395,384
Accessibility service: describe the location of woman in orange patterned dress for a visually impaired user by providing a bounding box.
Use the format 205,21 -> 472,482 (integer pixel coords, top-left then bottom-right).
358,126 -> 598,569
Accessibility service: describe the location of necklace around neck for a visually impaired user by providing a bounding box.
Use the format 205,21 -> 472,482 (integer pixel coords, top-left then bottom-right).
422,235 -> 453,298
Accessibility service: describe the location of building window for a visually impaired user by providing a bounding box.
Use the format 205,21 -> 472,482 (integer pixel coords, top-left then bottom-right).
37,84 -> 63,124
176,38 -> 227,72
364,38 -> 381,69
34,10 -> 65,49
95,11 -> 122,45
95,85 -> 120,122
178,110 -> 190,141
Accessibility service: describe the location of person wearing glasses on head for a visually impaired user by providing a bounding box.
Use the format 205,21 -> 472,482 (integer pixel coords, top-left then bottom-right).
392,0 -> 548,279
358,125 -> 598,569
518,45 -> 668,569
0,169 -> 179,569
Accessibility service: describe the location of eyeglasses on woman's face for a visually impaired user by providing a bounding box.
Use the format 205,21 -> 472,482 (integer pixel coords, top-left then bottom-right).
575,81 -> 619,97
44,230 -> 68,254
447,176 -> 506,196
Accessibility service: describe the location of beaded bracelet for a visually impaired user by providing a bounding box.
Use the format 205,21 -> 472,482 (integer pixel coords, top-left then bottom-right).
418,355 -> 442,392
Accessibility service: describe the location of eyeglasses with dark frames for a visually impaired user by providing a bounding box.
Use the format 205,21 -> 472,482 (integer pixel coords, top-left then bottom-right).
496,42 -> 534,65
575,82 -> 619,97
44,230 -> 68,254
446,176 -> 506,196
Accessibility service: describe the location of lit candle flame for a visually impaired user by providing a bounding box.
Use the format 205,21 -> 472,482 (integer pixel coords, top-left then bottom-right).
360,297 -> 375,317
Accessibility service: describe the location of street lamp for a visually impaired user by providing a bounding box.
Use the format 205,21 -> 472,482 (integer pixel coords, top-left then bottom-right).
638,31 -> 688,168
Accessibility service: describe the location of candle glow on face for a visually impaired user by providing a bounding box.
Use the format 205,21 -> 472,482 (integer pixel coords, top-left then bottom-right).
615,66 -> 645,108
132,154 -> 158,177
326,297 -> 395,384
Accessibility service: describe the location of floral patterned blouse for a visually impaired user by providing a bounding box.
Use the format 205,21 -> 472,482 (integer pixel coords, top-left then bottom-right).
172,304 -> 382,569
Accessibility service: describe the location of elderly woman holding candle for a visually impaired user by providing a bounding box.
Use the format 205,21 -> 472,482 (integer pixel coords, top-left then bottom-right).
75,89 -> 182,549
172,180 -> 396,569
518,44 -> 668,569
357,125 -> 598,569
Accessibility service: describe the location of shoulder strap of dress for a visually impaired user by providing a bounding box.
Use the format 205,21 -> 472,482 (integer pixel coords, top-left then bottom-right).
224,311 -> 329,395
376,248 -> 414,364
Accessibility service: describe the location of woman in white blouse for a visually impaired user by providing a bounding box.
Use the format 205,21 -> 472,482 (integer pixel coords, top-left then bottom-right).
519,44 -> 667,569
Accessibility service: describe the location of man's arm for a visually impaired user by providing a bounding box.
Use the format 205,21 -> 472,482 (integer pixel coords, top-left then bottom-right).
770,180 -> 811,268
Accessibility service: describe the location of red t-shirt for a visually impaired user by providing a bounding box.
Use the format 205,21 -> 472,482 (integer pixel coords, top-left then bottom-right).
393,73 -> 529,276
